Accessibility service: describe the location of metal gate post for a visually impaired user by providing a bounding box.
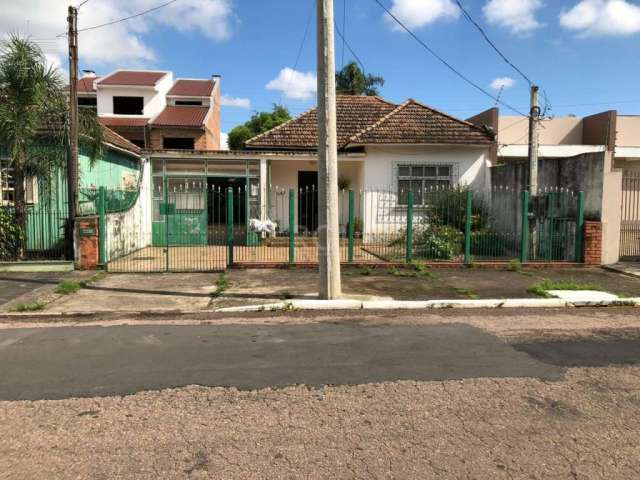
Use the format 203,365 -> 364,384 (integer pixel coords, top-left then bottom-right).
348,190 -> 355,263
97,186 -> 107,265
226,187 -> 234,266
574,191 -> 585,263
463,190 -> 473,264
289,189 -> 295,264
405,191 -> 414,263
520,190 -> 529,263
163,176 -> 169,272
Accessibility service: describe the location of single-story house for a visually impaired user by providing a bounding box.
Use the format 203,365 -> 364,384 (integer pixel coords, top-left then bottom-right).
244,95 -> 495,234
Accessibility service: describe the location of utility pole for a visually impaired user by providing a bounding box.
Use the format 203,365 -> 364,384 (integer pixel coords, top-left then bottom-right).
527,85 -> 540,196
66,5 -> 79,257
316,0 -> 342,299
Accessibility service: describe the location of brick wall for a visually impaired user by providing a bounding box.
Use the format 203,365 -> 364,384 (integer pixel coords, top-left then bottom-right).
584,220 -> 602,265
75,217 -> 99,270
205,80 -> 221,150
148,127 -> 206,150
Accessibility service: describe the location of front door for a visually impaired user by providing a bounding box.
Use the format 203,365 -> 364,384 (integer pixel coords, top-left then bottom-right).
298,171 -> 318,234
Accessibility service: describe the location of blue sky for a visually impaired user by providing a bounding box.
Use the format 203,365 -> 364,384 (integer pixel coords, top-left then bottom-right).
4,0 -> 640,133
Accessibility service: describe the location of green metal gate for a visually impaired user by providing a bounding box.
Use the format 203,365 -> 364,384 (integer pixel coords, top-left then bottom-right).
621,172 -> 640,260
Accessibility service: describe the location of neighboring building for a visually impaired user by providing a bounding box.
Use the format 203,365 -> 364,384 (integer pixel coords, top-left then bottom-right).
466,107 -> 640,172
73,69 -> 221,151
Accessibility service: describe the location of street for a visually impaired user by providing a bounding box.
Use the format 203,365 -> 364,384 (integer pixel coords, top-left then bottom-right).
1,308 -> 640,478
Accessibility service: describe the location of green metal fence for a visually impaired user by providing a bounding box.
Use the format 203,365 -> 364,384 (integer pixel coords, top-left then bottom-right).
1,204 -> 69,261
103,182 -> 586,272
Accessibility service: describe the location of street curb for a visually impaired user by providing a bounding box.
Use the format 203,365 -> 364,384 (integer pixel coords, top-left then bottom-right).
216,297 -> 640,313
0,298 -> 637,320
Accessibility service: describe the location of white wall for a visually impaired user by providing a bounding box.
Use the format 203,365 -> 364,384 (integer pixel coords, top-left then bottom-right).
105,158 -> 153,261
267,158 -> 364,234
97,73 -> 173,118
361,145 -> 491,238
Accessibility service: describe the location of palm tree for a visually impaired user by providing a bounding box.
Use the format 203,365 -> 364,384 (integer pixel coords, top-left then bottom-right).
0,35 -> 102,258
336,61 -> 385,96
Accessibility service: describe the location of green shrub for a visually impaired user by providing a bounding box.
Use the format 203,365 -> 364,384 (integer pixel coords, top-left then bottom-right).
413,224 -> 464,260
0,208 -> 23,261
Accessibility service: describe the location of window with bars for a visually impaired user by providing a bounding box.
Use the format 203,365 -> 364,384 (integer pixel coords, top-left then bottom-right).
397,164 -> 453,205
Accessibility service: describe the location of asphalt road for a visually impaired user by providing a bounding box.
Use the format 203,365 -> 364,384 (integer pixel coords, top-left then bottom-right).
0,322 -> 562,401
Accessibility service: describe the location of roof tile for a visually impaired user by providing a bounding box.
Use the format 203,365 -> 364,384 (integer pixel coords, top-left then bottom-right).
246,95 -> 494,149
167,79 -> 215,97
98,71 -> 167,87
150,106 -> 208,127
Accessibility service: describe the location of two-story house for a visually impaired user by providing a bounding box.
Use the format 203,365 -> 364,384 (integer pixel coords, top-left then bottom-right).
73,69 -> 221,151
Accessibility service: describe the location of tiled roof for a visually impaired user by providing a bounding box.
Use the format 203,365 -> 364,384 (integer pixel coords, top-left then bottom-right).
98,70 -> 167,87
99,116 -> 150,128
247,96 -> 396,149
150,106 -> 208,127
167,79 -> 215,97
101,126 -> 142,156
246,95 -> 494,150
350,99 -> 494,145
77,76 -> 100,93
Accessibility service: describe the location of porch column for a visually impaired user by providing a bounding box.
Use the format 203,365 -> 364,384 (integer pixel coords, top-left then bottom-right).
259,158 -> 268,221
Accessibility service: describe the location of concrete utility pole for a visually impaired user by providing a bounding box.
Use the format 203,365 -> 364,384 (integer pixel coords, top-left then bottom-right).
316,0 -> 342,299
66,5 -> 79,253
527,85 -> 540,196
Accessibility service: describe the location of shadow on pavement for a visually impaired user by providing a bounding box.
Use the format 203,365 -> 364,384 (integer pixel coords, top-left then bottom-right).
513,339 -> 640,367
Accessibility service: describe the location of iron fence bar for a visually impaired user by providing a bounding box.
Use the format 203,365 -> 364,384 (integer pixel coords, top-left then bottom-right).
463,190 -> 472,264
226,187 -> 234,266
289,188 -> 295,264
574,191 -> 585,263
348,189 -> 355,263
520,190 -> 529,263
405,190 -> 414,263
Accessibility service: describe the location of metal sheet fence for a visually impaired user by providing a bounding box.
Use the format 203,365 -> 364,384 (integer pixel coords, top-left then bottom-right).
103,183 -> 585,272
1,204 -> 69,261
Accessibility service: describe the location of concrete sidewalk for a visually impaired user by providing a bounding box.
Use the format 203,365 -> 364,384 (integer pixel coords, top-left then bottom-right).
1,266 -> 638,317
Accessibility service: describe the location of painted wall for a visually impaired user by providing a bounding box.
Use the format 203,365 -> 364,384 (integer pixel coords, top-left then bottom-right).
617,116 -> 640,147
105,158 -> 153,262
97,73 -> 173,118
267,158 -> 364,234
499,116 -> 583,145
359,145 -> 490,238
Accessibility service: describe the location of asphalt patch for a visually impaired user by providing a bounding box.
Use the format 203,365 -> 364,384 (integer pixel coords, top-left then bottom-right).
0,323 -> 561,401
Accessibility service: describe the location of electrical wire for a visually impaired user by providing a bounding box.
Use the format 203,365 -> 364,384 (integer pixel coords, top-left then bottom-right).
334,20 -> 366,74
453,0 -> 532,87
279,1 -> 314,107
59,0 -> 179,36
77,0 -> 92,8
372,0 -> 528,117
341,0 -> 347,69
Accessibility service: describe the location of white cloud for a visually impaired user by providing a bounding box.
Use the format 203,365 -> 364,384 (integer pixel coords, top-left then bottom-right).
266,68 -> 317,101
560,0 -> 640,36
0,0 -> 236,70
386,0 -> 459,30
490,77 -> 516,90
220,132 -> 229,150
220,95 -> 251,108
483,0 -> 544,35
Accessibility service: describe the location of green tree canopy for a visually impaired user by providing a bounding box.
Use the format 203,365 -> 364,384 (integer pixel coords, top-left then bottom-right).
336,61 -> 385,96
0,35 -> 103,256
228,105 -> 291,150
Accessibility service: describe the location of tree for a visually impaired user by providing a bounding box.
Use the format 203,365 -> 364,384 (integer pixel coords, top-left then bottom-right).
228,105 -> 291,150
336,61 -> 385,96
0,35 -> 102,258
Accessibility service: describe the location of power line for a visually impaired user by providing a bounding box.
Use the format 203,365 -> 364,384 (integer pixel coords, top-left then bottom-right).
334,20 -> 366,74
341,0 -> 347,69
77,0 -> 92,8
59,0 -> 179,37
453,0 -> 532,87
279,1 -> 314,106
372,0 -> 528,117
